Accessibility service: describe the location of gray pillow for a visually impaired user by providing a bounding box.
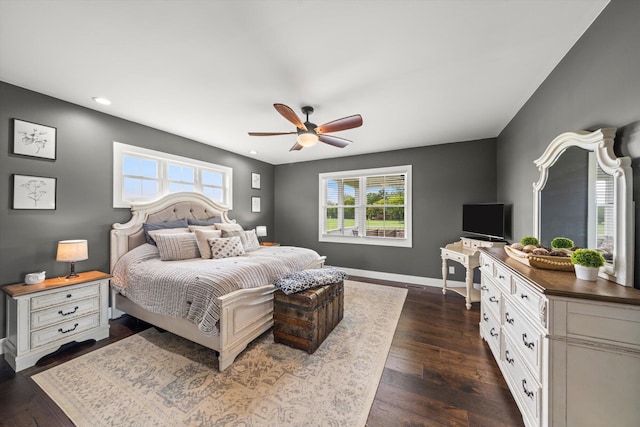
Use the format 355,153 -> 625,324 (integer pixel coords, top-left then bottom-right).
142,219 -> 189,245
188,217 -> 222,226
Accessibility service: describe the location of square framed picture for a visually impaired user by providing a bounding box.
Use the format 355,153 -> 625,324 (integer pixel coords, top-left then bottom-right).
13,119 -> 57,160
251,172 -> 261,189
251,196 -> 261,213
13,174 -> 57,210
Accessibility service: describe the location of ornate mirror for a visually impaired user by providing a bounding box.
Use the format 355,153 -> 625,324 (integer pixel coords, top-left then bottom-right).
533,128 -> 634,286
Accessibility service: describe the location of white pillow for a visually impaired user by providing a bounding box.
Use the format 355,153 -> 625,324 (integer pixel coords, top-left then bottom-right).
147,227 -> 190,243
208,236 -> 245,259
214,223 -> 244,232
244,229 -> 260,252
188,225 -> 218,232
154,232 -> 200,261
193,229 -> 223,259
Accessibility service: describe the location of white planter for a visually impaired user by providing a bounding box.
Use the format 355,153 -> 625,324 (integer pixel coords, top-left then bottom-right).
574,264 -> 599,281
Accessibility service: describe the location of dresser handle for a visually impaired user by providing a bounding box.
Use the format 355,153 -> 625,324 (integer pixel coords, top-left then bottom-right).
490,328 -> 498,337
505,350 -> 514,365
522,379 -> 534,399
484,263 -> 490,267
483,313 -> 489,322
58,306 -> 79,316
489,296 -> 499,303
520,293 -> 529,299
505,313 -> 514,324
481,286 -> 488,291
66,294 -> 72,298
498,274 -> 505,279
58,323 -> 79,334
522,333 -> 535,349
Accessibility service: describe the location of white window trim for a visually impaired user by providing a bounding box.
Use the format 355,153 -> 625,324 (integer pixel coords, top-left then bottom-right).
113,141 -> 233,208
318,165 -> 412,248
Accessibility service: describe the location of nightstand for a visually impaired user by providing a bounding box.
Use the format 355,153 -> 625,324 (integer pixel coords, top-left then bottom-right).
260,242 -> 280,247
2,270 -> 110,372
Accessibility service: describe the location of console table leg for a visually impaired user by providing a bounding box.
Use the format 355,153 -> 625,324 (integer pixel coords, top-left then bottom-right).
464,267 -> 474,310
442,258 -> 448,294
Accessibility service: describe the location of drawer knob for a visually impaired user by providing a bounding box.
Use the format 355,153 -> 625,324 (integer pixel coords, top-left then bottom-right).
505,350 -> 515,365
490,328 -> 498,337
522,379 -> 534,399
483,313 -> 489,322
505,313 -> 515,325
522,333 -> 535,349
58,306 -> 79,316
489,296 -> 499,303
498,275 -> 505,279
520,293 -> 529,300
58,323 -> 79,334
66,294 -> 72,298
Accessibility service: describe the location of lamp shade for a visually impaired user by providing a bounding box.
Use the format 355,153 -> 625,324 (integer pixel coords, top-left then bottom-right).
297,131 -> 319,147
256,226 -> 267,237
56,240 -> 88,262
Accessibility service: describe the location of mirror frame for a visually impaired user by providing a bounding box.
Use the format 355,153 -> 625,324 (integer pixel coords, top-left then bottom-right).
533,128 -> 634,287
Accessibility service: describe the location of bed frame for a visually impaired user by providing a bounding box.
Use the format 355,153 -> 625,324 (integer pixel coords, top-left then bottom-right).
110,192 -> 325,370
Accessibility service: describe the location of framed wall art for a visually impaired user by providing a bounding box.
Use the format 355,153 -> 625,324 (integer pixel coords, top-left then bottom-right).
251,172 -> 261,189
251,196 -> 261,213
13,174 -> 57,210
13,119 -> 57,160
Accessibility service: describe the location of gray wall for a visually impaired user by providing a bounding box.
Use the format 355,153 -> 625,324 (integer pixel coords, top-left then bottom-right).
497,0 -> 640,288
0,82 -> 275,338
274,139 -> 499,279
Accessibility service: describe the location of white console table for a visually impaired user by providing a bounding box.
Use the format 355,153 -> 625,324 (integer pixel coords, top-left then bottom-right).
441,237 -> 505,309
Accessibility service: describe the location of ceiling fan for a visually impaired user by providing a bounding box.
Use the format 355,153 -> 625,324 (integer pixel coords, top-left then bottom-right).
248,104 -> 363,151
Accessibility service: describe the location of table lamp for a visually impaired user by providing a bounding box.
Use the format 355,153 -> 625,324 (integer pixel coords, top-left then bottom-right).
256,226 -> 267,242
56,239 -> 88,278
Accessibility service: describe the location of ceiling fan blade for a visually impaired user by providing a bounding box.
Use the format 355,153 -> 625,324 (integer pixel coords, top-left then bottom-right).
315,114 -> 363,134
318,134 -> 352,148
289,141 -> 304,151
248,131 -> 297,136
274,103 -> 307,131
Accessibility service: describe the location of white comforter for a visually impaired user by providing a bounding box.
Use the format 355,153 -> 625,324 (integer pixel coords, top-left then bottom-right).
111,244 -> 321,335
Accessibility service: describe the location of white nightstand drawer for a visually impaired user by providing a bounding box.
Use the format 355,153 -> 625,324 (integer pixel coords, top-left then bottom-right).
31,282 -> 101,310
504,299 -> 543,378
31,297 -> 100,330
503,334 -> 541,424
31,313 -> 101,349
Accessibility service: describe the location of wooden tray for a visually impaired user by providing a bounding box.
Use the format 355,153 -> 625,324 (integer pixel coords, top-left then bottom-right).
504,246 -> 575,272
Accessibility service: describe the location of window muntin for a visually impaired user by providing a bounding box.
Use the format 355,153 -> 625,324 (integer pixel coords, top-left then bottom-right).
113,142 -> 232,208
319,166 -> 411,247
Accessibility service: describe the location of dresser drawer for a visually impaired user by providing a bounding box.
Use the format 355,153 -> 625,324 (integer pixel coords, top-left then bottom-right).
31,282 -> 101,310
479,254 -> 494,276
480,309 -> 501,358
31,297 -> 100,330
31,313 -> 101,349
504,299 -> 543,379
481,277 -> 502,319
503,334 -> 541,424
513,278 -> 547,328
493,264 -> 512,292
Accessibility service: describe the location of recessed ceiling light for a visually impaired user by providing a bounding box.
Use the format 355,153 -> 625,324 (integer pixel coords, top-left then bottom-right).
249,150 -> 257,155
92,97 -> 111,105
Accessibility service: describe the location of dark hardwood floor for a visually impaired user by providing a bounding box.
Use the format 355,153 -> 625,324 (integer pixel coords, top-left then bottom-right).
0,278 -> 524,427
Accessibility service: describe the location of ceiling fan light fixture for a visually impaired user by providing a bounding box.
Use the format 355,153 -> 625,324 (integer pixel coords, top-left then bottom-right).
297,131 -> 319,147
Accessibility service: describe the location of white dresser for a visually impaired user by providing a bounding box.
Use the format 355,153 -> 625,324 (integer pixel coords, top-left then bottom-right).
3,271 -> 110,372
479,247 -> 640,427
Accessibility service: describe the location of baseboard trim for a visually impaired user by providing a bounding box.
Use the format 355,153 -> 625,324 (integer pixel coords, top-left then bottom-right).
336,267 -> 474,289
0,337 -> 5,355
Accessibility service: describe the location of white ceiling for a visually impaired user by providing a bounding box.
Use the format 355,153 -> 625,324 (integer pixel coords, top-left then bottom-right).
0,0 -> 609,165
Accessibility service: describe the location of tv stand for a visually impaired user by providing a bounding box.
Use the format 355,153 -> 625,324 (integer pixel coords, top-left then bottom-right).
440,237 -> 506,309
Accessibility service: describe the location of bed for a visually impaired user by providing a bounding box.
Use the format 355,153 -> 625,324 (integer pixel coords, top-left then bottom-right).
110,192 -> 325,370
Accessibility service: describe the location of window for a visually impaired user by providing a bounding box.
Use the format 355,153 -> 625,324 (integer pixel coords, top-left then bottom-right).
319,165 -> 412,247
113,142 -> 232,208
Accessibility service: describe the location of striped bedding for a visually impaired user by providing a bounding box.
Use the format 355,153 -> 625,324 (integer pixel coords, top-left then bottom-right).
111,243 -> 321,335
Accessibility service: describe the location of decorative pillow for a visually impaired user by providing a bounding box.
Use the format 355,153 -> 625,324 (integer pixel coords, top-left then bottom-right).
147,227 -> 190,243
188,217 -> 222,226
244,229 -> 260,252
207,236 -> 245,259
154,232 -> 200,261
222,229 -> 248,249
214,223 -> 244,232
188,225 -> 217,232
273,268 -> 349,295
194,229 -> 223,259
142,219 -> 189,245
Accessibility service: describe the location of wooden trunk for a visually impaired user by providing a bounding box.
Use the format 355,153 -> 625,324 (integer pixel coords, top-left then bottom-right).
273,281 -> 344,354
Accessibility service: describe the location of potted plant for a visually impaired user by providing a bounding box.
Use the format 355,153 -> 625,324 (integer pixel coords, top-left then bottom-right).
520,236 -> 539,246
570,249 -> 605,281
551,237 -> 574,249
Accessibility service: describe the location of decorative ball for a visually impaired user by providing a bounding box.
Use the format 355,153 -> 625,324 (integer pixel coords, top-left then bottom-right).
511,243 -> 524,251
523,245 -> 537,253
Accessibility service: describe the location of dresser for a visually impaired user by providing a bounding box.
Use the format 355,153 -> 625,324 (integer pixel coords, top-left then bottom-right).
441,237 -> 506,309
3,271 -> 110,372
479,247 -> 640,427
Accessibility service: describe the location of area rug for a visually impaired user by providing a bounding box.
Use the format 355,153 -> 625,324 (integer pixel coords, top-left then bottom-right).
32,280 -> 407,426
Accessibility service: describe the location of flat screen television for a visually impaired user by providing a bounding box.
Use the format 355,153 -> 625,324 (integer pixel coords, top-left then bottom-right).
462,203 -> 505,240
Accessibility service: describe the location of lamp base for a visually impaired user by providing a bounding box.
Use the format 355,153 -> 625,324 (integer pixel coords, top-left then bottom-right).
66,261 -> 79,279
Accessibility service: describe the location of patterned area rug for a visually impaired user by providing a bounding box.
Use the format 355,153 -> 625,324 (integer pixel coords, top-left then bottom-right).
32,280 -> 407,426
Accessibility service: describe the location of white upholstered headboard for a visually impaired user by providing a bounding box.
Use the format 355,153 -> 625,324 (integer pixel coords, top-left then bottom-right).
110,192 -> 235,272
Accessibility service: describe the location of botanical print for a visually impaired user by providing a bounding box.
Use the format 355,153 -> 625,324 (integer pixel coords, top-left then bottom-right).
13,119 -> 57,160
13,174 -> 56,210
